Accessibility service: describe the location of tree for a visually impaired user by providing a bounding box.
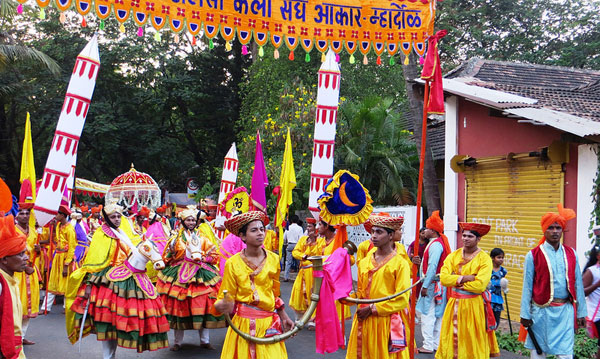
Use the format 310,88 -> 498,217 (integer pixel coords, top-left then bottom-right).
337,96 -> 418,205
0,0 -> 60,192
1,8 -> 251,195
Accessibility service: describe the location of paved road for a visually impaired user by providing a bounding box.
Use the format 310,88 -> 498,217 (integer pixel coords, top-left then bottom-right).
23,278 -> 525,358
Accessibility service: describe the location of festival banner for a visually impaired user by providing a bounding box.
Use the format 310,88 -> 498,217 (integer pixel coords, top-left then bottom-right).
19,0 -> 436,57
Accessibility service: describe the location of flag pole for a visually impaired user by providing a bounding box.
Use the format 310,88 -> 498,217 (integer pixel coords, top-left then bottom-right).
409,80 -> 430,359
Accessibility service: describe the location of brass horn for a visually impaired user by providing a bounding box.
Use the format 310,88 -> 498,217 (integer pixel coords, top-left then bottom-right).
341,274 -> 439,304
222,255 -> 325,344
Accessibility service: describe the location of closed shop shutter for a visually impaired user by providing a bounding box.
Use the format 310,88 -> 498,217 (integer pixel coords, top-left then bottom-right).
464,156 -> 564,321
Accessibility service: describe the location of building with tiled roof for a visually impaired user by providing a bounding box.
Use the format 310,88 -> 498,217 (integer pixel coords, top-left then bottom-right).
432,58 -> 600,319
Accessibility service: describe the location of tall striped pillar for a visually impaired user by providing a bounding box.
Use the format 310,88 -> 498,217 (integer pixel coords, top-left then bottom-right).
215,143 -> 238,238
308,50 -> 341,219
35,35 -> 100,227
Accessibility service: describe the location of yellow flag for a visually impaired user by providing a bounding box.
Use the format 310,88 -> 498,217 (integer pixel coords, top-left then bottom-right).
276,128 -> 296,256
20,112 -> 37,228
20,112 -> 37,197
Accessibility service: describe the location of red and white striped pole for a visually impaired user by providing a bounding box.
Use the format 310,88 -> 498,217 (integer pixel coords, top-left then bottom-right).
308,50 -> 341,219
35,35 -> 100,227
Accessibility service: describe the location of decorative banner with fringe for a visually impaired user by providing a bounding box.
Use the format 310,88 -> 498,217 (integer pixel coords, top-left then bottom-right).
19,0 -> 435,57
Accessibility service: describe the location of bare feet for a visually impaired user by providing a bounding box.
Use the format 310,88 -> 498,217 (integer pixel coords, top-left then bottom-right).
170,344 -> 181,351
22,339 -> 35,345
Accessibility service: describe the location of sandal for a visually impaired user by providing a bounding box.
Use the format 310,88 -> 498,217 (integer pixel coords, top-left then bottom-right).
417,347 -> 434,354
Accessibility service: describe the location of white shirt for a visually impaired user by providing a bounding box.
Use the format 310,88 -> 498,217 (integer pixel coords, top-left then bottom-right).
284,223 -> 304,245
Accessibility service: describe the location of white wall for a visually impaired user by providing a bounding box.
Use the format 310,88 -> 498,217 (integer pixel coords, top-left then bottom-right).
443,96 -> 459,250
576,144 -> 599,269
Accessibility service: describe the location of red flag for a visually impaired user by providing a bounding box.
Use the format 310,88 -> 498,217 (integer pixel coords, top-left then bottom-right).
421,30 -> 447,115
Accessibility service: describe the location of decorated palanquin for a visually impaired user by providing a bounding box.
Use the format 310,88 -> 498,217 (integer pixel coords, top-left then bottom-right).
19,0 -> 435,62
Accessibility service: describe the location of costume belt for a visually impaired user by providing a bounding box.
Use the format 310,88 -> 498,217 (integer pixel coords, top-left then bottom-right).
449,288 -> 497,332
300,264 -> 312,269
234,303 -> 282,359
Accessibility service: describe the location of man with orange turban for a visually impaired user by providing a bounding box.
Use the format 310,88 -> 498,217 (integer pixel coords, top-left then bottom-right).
520,205 -> 586,359
13,203 -> 40,346
416,211 -> 450,354
40,205 -> 76,313
0,215 -> 29,359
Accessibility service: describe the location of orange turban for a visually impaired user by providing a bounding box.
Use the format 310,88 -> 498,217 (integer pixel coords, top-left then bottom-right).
138,206 -> 150,218
425,210 -> 452,257
539,204 -> 576,245
426,210 -> 444,234
0,215 -> 27,258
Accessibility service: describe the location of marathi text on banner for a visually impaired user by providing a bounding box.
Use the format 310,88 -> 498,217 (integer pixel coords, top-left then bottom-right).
22,0 -> 435,57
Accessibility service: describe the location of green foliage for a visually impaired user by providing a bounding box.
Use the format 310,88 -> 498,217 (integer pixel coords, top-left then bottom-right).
237,45 -> 409,214
495,331 -> 527,356
1,8 -> 250,195
573,329 -> 598,359
337,96 -> 418,205
496,329 -> 598,359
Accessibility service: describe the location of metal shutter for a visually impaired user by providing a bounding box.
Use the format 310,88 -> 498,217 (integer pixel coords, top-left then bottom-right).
464,156 -> 564,321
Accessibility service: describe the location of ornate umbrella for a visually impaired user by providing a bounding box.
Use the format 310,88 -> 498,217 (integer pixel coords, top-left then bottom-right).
105,164 -> 161,209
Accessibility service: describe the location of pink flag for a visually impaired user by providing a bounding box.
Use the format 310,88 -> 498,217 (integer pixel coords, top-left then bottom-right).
250,130 -> 269,212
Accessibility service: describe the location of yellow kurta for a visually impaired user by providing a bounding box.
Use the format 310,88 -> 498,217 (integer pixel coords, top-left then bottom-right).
14,226 -> 40,318
48,222 -> 76,295
0,269 -> 26,359
289,236 -> 325,313
263,229 -> 279,253
322,237 -> 353,320
217,250 -> 287,359
346,252 -> 411,359
356,239 -> 372,263
436,249 -> 500,359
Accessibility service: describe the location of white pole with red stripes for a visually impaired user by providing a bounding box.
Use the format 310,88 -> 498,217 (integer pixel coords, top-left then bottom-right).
215,143 -> 238,238
308,50 -> 341,219
34,34 -> 100,227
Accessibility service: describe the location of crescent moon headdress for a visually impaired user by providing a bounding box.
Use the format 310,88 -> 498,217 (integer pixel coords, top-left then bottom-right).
317,170 -> 373,226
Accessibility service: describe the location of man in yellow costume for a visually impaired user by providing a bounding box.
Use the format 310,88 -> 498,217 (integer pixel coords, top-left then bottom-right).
436,222 -> 500,359
214,211 -> 294,359
0,214 -> 30,359
346,213 -> 411,359
14,202 -> 40,345
41,204 -> 76,313
289,217 -> 325,326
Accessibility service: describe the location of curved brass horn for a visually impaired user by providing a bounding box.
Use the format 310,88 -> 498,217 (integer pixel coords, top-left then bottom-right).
222,255 -> 325,344
341,274 -> 439,304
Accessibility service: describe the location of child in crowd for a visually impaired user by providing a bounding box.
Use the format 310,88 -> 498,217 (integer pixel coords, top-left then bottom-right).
490,247 -> 507,330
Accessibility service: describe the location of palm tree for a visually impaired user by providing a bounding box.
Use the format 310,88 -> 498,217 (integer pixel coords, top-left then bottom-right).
0,0 -> 60,95
337,96 -> 419,206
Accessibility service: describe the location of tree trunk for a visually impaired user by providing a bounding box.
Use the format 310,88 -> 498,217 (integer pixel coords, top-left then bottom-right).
401,53 -> 442,217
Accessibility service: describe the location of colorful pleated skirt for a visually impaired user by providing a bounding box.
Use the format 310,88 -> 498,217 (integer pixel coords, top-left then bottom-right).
156,260 -> 226,330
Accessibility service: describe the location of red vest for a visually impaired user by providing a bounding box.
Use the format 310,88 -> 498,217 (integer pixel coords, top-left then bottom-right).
422,237 -> 448,276
0,273 -> 21,359
531,244 -> 577,307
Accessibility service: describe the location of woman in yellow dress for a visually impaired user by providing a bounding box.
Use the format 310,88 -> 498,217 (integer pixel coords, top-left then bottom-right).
346,214 -> 411,359
436,222 -> 500,359
289,218 -> 324,326
214,211 -> 294,359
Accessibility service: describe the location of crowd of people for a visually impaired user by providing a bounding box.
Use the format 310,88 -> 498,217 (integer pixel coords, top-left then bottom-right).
0,199 -> 596,359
